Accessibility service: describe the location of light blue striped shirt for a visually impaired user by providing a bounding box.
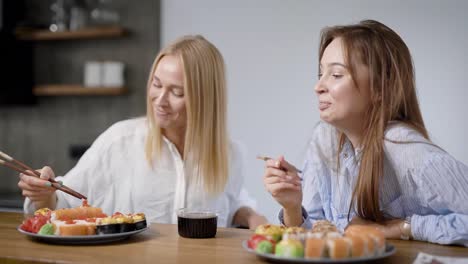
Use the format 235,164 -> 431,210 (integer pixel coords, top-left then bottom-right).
280,121 -> 468,246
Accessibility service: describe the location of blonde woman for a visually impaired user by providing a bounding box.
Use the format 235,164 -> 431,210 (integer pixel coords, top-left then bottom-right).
263,20 -> 468,245
19,35 -> 267,228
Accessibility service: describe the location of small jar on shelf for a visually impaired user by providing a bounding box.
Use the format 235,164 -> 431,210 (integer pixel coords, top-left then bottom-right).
89,0 -> 120,26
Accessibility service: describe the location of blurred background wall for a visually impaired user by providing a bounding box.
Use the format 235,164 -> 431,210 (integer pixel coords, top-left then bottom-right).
0,0 -> 160,208
160,0 -> 468,222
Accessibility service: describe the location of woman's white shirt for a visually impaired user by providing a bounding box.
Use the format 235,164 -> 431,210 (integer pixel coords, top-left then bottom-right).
24,117 -> 256,227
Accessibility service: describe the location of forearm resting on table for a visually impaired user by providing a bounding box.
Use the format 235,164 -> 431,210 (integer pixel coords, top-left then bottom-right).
232,206 -> 267,229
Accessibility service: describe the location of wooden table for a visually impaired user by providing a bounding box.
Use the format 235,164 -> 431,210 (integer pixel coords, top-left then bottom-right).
0,212 -> 467,263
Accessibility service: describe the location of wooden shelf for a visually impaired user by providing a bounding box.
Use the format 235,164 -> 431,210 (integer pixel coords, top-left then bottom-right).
16,26 -> 126,41
33,85 -> 128,96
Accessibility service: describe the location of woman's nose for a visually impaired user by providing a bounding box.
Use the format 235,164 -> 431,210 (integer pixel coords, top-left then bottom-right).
314,80 -> 327,94
155,90 -> 169,106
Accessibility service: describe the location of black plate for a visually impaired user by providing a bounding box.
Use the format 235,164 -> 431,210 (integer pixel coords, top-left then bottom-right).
242,240 -> 396,263
18,226 -> 149,245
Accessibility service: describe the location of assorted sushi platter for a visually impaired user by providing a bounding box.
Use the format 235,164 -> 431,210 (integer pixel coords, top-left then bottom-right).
243,221 -> 395,263
18,200 -> 148,245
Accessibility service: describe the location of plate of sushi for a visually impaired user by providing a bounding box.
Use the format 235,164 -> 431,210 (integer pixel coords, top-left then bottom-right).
18,200 -> 148,245
243,222 -> 396,263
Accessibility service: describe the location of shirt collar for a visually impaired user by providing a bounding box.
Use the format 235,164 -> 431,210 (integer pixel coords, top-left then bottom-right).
162,136 -> 183,160
341,138 -> 363,162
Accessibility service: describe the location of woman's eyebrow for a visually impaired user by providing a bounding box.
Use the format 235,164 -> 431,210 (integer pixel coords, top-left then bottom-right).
320,62 -> 347,68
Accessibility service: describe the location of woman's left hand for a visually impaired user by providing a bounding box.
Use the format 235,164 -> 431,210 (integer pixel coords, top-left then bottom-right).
348,216 -> 403,239
247,214 -> 269,230
232,206 -> 268,230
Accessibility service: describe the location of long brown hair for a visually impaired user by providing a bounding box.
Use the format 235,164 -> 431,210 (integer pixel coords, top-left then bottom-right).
319,20 -> 429,222
145,35 -> 229,195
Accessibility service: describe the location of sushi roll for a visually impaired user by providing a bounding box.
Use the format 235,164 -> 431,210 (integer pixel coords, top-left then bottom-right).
34,208 -> 52,217
53,206 -> 106,221
312,220 -> 338,233
283,227 -> 306,241
113,214 -> 136,233
353,232 -> 376,256
132,213 -> 147,230
59,223 -> 96,236
344,234 -> 367,258
345,225 -> 386,256
326,237 -> 351,259
52,220 -> 96,236
304,233 -> 327,259
365,229 -> 385,255
275,239 -> 304,258
96,217 -> 120,234
283,226 -> 306,234
96,213 -> 143,234
323,231 -> 342,239
255,224 -> 284,242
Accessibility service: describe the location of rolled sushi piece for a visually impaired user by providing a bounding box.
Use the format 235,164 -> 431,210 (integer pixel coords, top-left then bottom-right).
96,217 -> 120,234
344,234 -> 367,258
113,214 -> 136,233
305,232 -> 327,259
275,239 -> 304,258
312,220 -> 338,233
34,208 -> 52,217
132,213 -> 147,230
283,226 -> 306,242
255,224 -> 284,242
345,225 -> 385,256
53,206 -> 106,221
327,237 -> 351,259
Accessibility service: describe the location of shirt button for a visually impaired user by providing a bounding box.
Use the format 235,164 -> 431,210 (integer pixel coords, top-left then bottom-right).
344,153 -> 349,159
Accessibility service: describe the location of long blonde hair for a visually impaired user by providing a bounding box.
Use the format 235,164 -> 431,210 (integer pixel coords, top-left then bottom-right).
319,20 -> 429,222
145,35 -> 229,195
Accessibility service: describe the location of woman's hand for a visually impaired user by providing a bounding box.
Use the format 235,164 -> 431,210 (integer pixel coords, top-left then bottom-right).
232,206 -> 268,230
263,156 -> 302,209
247,213 -> 269,230
263,156 -> 303,226
348,216 -> 404,239
17,166 -> 57,210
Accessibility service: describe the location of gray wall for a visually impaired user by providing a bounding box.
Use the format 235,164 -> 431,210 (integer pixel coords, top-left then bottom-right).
161,0 -> 468,222
0,0 -> 160,202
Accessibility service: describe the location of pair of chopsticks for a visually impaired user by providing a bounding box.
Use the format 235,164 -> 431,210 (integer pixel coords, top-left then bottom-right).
0,151 -> 87,200
256,155 -> 302,174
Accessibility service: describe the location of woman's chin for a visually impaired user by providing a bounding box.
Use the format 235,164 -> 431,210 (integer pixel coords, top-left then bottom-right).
319,115 -> 339,127
154,118 -> 171,128
319,114 -> 330,123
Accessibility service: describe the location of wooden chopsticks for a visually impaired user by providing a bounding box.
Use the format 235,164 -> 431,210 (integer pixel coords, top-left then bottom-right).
0,151 -> 87,200
256,155 -> 303,174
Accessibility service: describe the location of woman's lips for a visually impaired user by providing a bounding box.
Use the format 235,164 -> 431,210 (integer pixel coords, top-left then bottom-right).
319,101 -> 331,111
154,107 -> 171,118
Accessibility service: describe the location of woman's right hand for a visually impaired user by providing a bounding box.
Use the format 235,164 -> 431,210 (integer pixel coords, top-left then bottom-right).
263,156 -> 302,210
17,166 -> 57,210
